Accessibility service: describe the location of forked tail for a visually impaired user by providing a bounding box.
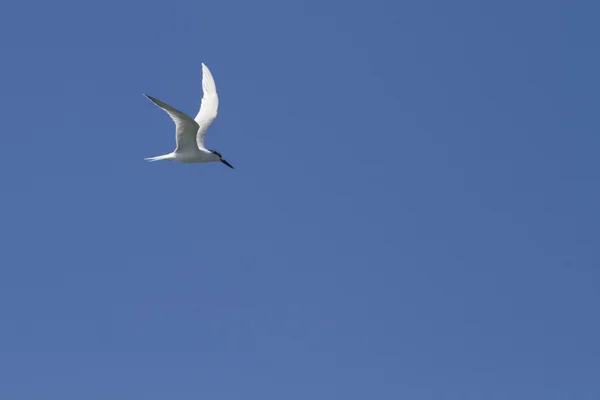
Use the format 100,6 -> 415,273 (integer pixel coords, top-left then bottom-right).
144,154 -> 173,162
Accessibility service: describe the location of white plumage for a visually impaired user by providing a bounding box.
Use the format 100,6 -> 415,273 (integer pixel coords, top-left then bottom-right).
144,63 -> 234,169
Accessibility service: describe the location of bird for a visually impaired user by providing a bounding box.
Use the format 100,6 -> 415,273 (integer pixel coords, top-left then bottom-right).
143,63 -> 234,169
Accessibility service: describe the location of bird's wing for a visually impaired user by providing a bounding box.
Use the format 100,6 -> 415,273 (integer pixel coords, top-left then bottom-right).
144,95 -> 200,152
194,63 -> 219,148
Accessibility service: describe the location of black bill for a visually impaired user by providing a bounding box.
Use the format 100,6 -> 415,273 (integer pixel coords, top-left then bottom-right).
221,159 -> 234,169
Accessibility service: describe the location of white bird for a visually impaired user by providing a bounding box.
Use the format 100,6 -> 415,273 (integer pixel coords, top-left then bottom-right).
144,63 -> 234,169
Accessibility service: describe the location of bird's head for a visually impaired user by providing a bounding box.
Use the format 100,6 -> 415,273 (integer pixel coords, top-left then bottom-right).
210,150 -> 234,169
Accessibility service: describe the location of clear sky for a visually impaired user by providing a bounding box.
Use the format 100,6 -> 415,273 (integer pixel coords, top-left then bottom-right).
0,0 -> 598,398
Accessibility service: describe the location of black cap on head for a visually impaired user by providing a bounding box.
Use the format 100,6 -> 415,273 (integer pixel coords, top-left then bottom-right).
210,149 -> 234,169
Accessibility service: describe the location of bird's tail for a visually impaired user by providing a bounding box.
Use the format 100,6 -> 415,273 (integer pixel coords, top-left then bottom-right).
144,154 -> 173,162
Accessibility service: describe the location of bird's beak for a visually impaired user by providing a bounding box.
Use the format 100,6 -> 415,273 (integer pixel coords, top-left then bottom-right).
221,159 -> 234,169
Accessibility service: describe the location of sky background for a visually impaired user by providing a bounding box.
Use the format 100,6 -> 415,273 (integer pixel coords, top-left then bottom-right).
0,0 -> 598,398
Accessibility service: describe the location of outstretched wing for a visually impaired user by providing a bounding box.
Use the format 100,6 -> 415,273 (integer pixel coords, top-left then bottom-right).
194,63 -> 219,148
144,95 -> 199,152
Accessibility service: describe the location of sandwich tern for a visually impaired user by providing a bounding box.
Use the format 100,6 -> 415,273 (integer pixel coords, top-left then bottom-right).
144,63 -> 234,169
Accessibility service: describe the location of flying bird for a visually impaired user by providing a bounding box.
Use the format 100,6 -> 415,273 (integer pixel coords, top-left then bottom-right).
144,63 -> 234,169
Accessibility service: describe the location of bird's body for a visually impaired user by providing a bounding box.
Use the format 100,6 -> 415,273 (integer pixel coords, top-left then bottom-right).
144,63 -> 234,169
144,148 -> 218,163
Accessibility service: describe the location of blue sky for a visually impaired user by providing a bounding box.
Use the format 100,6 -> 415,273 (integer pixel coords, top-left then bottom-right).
0,0 -> 598,398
